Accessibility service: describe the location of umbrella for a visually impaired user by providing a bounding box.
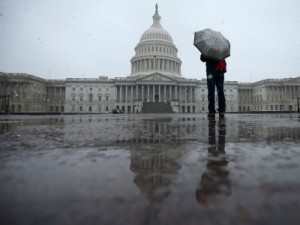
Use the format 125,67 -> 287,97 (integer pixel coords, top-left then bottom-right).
194,28 -> 230,61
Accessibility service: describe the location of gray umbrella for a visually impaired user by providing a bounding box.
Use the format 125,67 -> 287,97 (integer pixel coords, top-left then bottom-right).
194,28 -> 230,61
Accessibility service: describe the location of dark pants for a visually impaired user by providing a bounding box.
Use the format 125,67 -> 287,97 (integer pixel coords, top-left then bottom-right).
207,73 -> 226,113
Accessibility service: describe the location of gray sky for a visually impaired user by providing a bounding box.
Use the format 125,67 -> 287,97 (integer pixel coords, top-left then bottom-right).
0,0 -> 300,83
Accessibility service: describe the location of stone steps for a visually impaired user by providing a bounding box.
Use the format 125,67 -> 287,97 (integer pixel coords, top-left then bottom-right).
141,102 -> 174,113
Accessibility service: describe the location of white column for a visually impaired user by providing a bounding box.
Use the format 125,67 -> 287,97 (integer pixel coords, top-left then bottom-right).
186,86 -> 188,102
164,85 -> 166,102
142,85 -> 144,101
147,85 -> 150,101
169,85 -> 172,101
284,86 -> 287,100
131,86 -> 133,102
159,85 -> 161,102
294,86 -> 296,99
153,85 -> 155,101
181,86 -> 183,102
193,87 -> 195,102
116,86 -> 119,102
120,86 -> 123,102
125,85 -> 128,102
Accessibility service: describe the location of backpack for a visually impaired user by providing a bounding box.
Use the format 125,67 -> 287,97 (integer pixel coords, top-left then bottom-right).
215,59 -> 227,73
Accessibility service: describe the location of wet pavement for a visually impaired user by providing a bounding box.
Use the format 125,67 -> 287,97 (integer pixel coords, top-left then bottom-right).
0,113 -> 300,225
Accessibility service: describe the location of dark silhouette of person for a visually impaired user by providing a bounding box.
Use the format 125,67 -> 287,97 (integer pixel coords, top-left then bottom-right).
200,54 -> 227,118
196,117 -> 231,204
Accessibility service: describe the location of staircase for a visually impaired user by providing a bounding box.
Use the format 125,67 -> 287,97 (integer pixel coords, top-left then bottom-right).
141,102 -> 174,113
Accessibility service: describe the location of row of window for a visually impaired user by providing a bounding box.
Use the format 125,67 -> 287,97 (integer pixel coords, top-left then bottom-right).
240,105 -> 295,111
1,83 -> 45,91
71,87 -> 110,92
247,87 -> 299,94
136,45 -> 176,55
241,94 -> 298,103
8,105 -> 64,112
201,88 -> 234,92
72,95 -> 110,102
71,105 -> 109,112
142,32 -> 170,40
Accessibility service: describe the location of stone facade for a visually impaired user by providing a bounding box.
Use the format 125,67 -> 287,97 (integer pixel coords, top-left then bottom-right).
2,72 -> 299,114
0,73 -> 65,113
238,77 -> 300,112
65,77 -> 115,113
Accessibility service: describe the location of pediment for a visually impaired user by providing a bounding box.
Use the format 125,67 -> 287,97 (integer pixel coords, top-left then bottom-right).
136,73 -> 177,82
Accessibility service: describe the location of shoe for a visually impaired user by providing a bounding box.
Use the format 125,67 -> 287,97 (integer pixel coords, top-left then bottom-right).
207,112 -> 215,118
219,112 -> 225,118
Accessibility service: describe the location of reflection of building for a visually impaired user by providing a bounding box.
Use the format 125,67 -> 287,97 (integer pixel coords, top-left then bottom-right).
128,119 -> 182,203
1,5 -> 299,113
130,149 -> 181,203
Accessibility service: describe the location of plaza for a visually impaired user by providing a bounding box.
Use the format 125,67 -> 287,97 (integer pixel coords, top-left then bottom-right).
0,113 -> 300,225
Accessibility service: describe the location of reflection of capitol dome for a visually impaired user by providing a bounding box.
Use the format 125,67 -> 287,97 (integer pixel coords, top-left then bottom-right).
130,149 -> 181,203
130,4 -> 182,78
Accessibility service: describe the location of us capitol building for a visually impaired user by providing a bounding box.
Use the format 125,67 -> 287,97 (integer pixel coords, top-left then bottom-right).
1,5 -> 300,114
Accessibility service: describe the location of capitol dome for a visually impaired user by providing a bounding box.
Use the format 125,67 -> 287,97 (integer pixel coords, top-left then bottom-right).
130,4 -> 182,78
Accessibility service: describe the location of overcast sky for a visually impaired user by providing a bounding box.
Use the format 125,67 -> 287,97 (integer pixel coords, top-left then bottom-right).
0,0 -> 300,83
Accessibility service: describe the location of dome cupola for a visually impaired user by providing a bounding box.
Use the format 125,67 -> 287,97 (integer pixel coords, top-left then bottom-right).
130,4 -> 182,78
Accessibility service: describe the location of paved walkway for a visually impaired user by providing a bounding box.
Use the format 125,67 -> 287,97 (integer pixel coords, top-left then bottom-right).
0,113 -> 300,225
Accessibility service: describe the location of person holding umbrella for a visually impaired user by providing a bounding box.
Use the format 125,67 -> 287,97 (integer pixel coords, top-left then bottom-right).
194,29 -> 230,118
200,54 -> 227,117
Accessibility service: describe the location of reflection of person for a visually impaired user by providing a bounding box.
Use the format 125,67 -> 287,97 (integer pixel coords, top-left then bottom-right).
200,54 -> 226,117
196,118 -> 231,204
